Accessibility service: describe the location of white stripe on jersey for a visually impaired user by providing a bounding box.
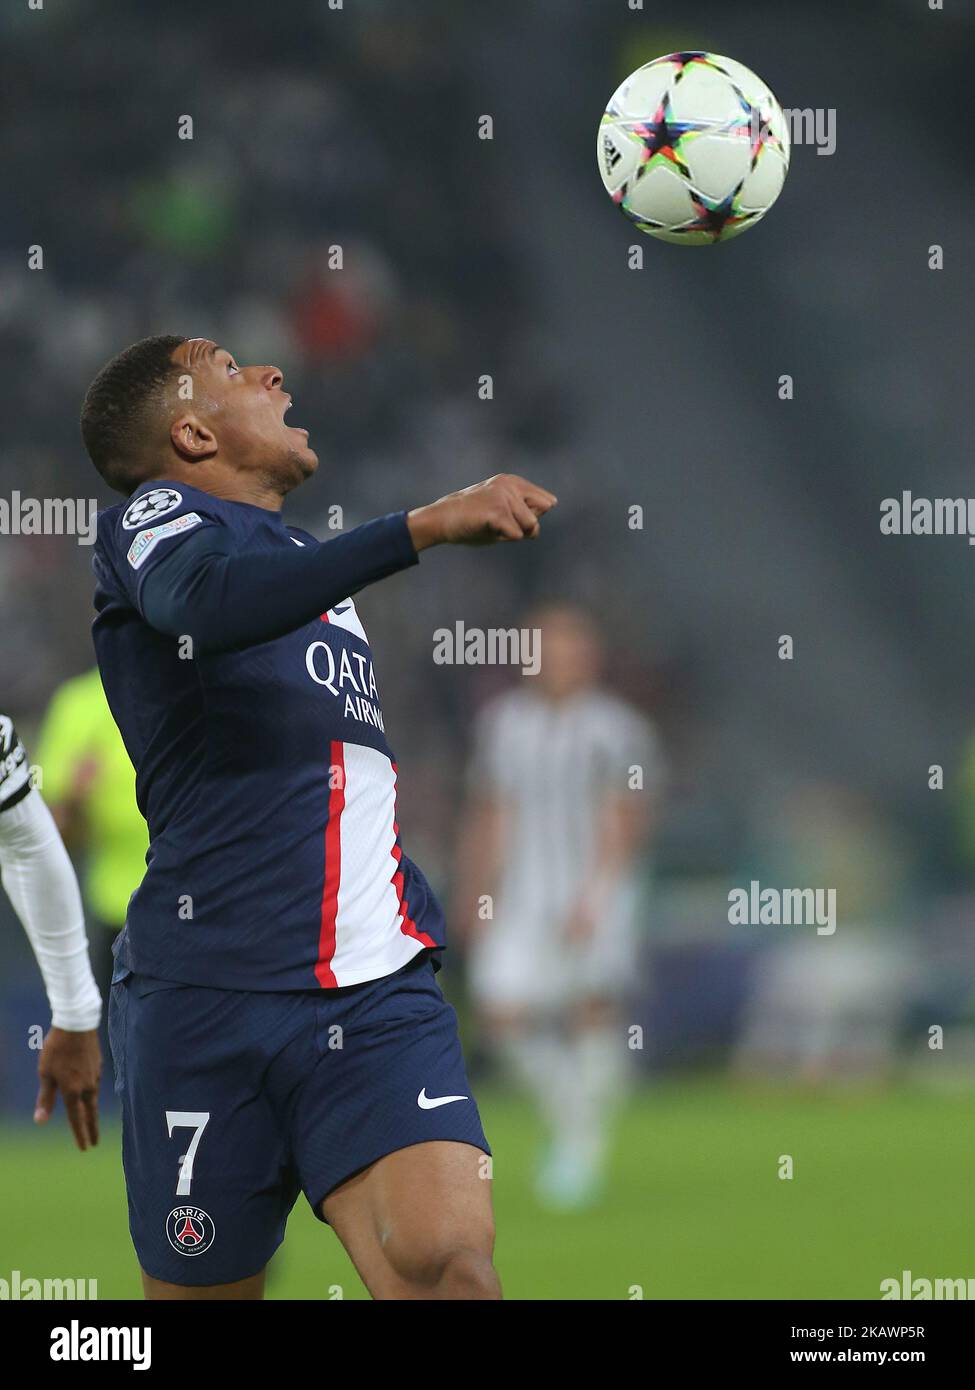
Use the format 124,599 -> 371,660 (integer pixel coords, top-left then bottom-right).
325,598 -> 369,643
328,741 -> 426,987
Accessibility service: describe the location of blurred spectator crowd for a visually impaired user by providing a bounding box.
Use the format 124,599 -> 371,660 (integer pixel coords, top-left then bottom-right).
3,0 -> 975,1099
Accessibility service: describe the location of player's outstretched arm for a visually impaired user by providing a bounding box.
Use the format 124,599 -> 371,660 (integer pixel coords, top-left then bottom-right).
0,771 -> 102,1150
407,473 -> 557,550
138,475 -> 557,654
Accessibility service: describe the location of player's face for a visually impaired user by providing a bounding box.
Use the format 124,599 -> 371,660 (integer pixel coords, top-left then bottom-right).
171,338 -> 318,489
535,609 -> 601,698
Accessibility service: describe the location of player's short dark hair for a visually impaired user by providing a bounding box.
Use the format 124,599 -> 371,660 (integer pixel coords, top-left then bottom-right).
80,335 -> 187,495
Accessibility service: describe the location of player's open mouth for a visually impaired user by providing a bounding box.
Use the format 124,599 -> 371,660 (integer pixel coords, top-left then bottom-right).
282,396 -> 309,438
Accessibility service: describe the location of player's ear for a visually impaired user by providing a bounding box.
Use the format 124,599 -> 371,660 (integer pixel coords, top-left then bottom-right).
171,414 -> 218,462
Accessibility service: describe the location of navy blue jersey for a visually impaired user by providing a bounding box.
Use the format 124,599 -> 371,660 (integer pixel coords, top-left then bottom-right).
92,481 -> 444,990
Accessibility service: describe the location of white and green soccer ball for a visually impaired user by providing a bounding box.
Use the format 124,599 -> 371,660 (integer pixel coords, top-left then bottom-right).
597,51 -> 790,245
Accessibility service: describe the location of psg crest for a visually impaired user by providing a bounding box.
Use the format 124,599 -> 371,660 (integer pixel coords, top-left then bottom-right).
166,1205 -> 216,1256
122,487 -> 182,530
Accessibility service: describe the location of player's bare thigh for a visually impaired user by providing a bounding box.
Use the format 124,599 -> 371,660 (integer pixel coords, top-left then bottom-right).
323,1139 -> 500,1300
141,1269 -> 266,1300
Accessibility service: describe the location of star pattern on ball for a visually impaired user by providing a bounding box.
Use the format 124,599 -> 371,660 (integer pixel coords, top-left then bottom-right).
628,92 -> 709,183
616,199 -> 665,232
676,185 -> 762,242
725,89 -> 785,169
668,52 -> 717,80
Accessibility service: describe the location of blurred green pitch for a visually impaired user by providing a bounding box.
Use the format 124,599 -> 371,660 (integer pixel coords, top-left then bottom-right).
3,1081 -> 973,1300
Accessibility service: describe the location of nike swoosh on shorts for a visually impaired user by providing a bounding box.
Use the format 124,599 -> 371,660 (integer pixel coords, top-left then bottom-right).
417,1087 -> 469,1110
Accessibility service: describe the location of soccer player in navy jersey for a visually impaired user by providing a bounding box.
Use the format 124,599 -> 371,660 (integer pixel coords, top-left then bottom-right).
80,335 -> 556,1300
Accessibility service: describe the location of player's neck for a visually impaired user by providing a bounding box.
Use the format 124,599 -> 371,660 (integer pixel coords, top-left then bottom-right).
199,478 -> 285,512
152,469 -> 286,513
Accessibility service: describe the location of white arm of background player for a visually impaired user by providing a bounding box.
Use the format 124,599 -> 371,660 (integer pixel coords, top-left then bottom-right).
0,789 -> 103,1148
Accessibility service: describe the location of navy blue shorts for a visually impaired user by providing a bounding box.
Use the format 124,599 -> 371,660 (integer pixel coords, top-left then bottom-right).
108,953 -> 489,1286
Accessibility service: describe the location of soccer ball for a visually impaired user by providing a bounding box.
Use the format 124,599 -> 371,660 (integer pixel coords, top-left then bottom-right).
597,51 -> 790,245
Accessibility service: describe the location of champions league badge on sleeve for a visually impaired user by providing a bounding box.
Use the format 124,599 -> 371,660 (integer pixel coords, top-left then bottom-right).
122,487 -> 183,530
166,1206 -> 216,1256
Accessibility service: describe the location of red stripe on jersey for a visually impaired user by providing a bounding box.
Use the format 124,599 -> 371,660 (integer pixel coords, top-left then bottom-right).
389,765 -> 437,949
315,740 -> 345,988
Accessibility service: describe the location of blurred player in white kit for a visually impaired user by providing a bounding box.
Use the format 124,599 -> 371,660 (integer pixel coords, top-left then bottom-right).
455,604 -> 664,1207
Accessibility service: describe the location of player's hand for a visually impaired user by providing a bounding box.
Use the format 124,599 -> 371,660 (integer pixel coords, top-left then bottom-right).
35,1026 -> 102,1151
407,474 -> 557,550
